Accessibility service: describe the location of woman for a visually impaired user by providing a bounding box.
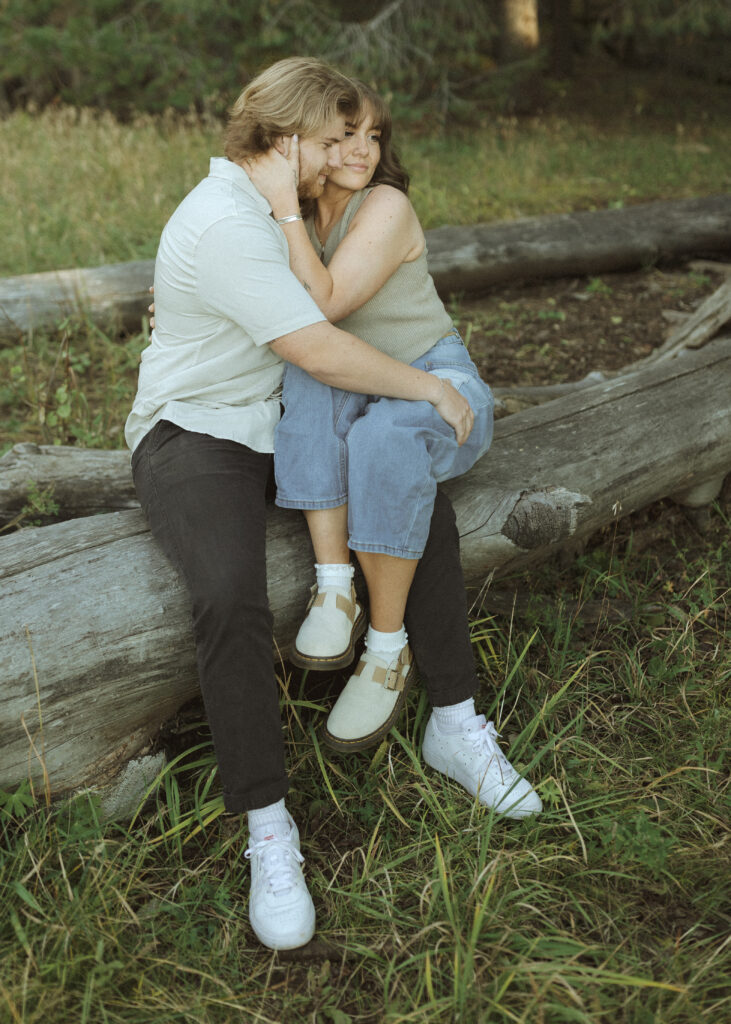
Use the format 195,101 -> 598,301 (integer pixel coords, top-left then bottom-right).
246,82 -> 539,817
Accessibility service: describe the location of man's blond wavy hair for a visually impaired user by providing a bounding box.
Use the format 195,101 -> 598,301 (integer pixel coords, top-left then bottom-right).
224,57 -> 359,162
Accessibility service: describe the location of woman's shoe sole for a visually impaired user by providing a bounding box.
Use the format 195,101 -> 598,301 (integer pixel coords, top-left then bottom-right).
289,607 -> 368,672
321,661 -> 417,752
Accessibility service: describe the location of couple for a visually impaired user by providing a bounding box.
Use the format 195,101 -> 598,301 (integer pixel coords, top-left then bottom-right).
126,57 -> 541,953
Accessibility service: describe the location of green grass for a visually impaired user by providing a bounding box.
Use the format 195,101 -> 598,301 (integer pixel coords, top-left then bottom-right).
1,508 -> 729,1022
1,89 -> 730,276
0,316 -> 148,455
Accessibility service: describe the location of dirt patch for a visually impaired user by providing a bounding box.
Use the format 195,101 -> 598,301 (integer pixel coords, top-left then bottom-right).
452,261 -> 729,389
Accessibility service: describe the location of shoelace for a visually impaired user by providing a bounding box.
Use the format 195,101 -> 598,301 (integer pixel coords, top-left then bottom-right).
244,835 -> 305,896
467,716 -> 517,783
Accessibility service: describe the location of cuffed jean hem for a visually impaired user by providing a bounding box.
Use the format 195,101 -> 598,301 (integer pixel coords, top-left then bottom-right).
275,495 -> 348,511
349,538 -> 425,559
223,776 -> 290,815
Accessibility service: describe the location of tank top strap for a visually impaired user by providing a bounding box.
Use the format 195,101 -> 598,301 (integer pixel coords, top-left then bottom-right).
319,187 -> 376,266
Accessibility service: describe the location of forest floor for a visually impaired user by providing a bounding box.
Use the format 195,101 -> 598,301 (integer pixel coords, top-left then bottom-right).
454,259 -> 730,388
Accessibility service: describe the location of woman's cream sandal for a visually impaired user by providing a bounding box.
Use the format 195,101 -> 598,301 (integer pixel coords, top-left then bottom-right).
323,644 -> 416,752
290,583 -> 367,671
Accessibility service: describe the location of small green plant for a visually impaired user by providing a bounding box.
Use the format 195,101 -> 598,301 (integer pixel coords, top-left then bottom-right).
599,810 -> 676,878
0,781 -> 35,822
584,276 -> 613,295
0,480 -> 59,533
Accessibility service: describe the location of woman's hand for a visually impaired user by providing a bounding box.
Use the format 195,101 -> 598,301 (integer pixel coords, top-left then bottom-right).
431,378 -> 475,445
245,136 -> 300,215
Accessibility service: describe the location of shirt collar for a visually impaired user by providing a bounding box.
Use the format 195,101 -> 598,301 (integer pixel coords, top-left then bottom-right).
208,156 -> 272,215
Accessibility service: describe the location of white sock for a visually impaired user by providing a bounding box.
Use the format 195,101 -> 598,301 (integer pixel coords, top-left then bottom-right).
365,623 -> 407,664
247,798 -> 290,842
432,697 -> 476,733
315,562 -> 354,593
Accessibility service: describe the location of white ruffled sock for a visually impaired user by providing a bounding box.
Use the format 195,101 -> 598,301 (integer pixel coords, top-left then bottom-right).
315,562 -> 354,593
365,624 -> 408,665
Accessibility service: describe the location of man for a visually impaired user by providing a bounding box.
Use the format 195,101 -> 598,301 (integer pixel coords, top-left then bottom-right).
127,57 -> 536,953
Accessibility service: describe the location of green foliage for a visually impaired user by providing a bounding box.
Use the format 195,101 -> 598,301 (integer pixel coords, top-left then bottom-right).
0,0 -> 500,122
0,780 -> 35,822
0,316 -> 147,453
0,0 -> 275,117
593,0 -> 731,79
0,480 -> 60,533
2,0 -> 729,125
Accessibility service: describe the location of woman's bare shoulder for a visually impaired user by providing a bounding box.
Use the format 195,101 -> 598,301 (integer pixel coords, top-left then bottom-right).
351,184 -> 417,230
361,183 -> 413,210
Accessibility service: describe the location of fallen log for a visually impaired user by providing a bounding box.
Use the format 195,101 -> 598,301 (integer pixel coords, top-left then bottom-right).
0,444 -> 137,527
426,194 -> 731,296
5,278 -> 730,527
1,195 -> 729,342
1,336 -> 730,798
652,277 -> 731,358
0,260 -> 155,343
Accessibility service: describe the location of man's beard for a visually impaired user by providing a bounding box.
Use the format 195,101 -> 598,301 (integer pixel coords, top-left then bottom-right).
297,171 -> 327,200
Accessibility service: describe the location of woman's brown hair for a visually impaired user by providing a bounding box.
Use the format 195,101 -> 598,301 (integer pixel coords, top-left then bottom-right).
351,80 -> 410,195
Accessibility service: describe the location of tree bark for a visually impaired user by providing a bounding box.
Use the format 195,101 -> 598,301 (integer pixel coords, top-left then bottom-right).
1,336 -> 730,797
1,196 -> 729,343
425,195 -> 731,296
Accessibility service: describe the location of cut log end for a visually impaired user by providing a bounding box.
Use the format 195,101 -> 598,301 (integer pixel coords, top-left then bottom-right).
501,487 -> 592,550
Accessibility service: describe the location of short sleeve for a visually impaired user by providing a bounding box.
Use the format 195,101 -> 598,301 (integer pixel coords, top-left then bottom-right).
195,214 -> 326,345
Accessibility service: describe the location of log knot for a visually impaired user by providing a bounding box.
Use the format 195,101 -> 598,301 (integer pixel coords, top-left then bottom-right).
502,486 -> 592,549
1,442 -> 42,464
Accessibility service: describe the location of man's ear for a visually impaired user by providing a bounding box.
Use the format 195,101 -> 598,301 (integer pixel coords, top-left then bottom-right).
273,135 -> 289,156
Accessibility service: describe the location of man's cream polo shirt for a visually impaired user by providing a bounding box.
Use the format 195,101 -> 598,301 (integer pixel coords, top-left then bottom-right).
125,157 -> 325,454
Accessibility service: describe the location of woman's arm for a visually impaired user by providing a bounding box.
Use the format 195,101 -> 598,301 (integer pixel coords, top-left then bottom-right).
306,187 -> 424,320
247,143 -> 423,321
270,320 -> 474,445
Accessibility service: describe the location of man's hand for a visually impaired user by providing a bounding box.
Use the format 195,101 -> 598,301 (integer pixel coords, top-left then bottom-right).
245,137 -> 300,213
431,378 -> 475,446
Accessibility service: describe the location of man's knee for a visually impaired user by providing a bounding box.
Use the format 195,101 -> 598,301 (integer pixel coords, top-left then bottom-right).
189,559 -> 271,635
430,490 -> 458,537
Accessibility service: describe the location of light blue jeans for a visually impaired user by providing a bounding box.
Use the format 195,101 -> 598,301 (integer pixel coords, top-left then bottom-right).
274,331 -> 494,558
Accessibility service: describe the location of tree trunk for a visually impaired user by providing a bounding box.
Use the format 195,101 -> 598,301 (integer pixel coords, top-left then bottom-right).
500,0 -> 540,62
549,0 -> 573,76
1,196 -> 729,343
2,336 -> 730,797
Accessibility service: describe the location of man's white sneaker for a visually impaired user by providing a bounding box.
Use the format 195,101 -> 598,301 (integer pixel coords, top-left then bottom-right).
422,713 -> 542,819
291,583 -> 367,671
323,643 -> 416,752
244,813 -> 316,950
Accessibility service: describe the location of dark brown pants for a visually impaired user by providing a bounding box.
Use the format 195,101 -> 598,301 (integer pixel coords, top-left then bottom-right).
132,420 -> 477,813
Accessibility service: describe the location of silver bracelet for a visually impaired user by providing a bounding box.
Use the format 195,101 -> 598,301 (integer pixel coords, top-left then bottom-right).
276,214 -> 303,225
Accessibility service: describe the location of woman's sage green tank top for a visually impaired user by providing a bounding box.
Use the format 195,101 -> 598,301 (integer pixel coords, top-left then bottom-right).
305,187 -> 454,366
